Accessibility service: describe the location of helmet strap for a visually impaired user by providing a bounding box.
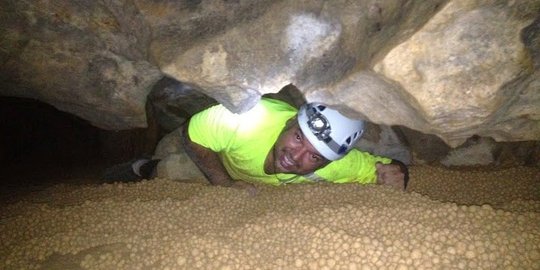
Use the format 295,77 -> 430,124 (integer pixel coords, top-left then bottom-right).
274,174 -> 300,184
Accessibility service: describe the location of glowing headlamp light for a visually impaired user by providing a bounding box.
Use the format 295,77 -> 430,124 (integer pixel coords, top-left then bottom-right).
306,105 -> 332,141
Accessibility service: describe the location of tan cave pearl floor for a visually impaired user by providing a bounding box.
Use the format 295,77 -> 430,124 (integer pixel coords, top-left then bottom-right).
1,165 -> 539,270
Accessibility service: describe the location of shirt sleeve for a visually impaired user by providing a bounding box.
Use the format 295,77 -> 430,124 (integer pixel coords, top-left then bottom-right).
315,149 -> 392,184
187,104 -> 240,153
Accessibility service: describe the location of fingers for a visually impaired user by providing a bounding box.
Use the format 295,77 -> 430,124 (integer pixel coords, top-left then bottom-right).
232,181 -> 258,196
376,164 -> 406,191
245,185 -> 258,197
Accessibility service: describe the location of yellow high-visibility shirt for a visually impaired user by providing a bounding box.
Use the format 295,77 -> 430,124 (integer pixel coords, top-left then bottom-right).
188,98 -> 390,185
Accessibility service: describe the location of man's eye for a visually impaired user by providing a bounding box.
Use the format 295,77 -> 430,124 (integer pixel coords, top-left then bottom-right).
311,155 -> 320,162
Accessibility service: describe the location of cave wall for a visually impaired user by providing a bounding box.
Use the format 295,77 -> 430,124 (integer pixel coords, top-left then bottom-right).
0,0 -> 539,151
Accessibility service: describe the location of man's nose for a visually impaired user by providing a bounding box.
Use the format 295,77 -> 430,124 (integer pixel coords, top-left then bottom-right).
291,147 -> 307,164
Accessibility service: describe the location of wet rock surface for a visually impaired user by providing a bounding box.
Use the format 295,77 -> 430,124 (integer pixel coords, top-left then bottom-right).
1,166 -> 539,269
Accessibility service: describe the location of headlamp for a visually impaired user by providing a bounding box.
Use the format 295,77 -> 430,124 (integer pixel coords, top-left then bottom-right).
298,101 -> 365,160
306,105 -> 331,141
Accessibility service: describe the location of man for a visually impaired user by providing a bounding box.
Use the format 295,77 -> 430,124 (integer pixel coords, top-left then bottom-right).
104,98 -> 408,192
183,98 -> 408,193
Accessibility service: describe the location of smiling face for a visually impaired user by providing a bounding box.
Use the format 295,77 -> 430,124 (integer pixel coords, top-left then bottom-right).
264,119 -> 330,175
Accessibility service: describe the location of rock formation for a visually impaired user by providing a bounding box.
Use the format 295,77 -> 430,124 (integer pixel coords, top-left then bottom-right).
1,0 -> 538,147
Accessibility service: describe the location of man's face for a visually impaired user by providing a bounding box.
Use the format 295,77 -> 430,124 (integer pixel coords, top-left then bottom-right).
268,120 -> 330,175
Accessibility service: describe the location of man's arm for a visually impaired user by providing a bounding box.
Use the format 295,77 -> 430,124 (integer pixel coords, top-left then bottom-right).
180,123 -> 235,187
180,123 -> 258,194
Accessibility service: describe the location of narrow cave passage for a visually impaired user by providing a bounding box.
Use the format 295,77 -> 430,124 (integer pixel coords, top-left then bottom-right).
0,98 -> 539,269
0,97 -> 157,199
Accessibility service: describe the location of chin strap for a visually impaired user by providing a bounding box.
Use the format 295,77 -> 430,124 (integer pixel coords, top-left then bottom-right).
303,172 -> 326,182
275,174 -> 300,184
275,172 -> 326,185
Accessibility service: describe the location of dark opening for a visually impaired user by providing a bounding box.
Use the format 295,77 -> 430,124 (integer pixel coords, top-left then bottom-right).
0,97 -> 158,193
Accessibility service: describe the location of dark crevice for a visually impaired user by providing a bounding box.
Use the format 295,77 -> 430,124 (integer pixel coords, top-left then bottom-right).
0,96 -> 158,194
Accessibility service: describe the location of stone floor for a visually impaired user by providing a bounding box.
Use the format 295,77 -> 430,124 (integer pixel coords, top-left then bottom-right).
1,165 -> 539,269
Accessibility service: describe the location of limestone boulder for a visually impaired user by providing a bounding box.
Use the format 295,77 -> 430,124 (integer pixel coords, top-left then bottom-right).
149,0 -> 539,146
0,0 -> 538,147
151,0 -> 446,112
373,0 -> 540,146
0,0 -> 162,129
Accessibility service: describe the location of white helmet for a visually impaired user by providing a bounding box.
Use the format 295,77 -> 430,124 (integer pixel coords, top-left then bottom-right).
297,102 -> 365,161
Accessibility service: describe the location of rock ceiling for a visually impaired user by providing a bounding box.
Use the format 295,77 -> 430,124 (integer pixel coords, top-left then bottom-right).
1,0 -> 538,147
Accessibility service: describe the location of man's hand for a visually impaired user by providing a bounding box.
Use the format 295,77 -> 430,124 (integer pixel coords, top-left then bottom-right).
231,181 -> 258,196
375,162 -> 407,191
